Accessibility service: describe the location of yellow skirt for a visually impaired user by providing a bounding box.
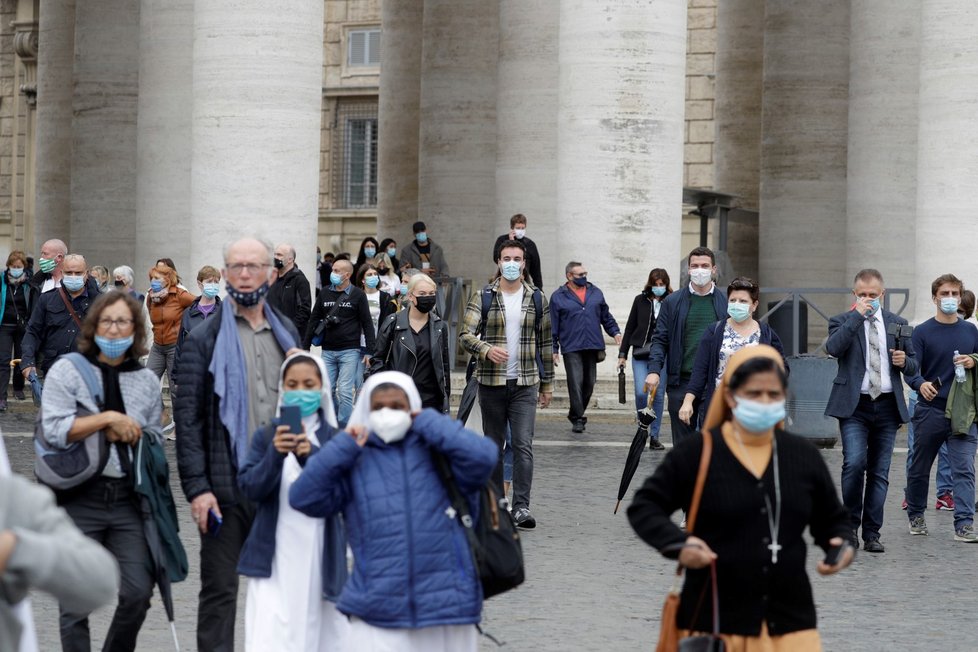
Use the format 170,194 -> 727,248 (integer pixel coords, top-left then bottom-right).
681,622 -> 822,652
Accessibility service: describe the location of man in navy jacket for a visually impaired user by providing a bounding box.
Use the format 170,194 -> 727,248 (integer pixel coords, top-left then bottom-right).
550,261 -> 621,433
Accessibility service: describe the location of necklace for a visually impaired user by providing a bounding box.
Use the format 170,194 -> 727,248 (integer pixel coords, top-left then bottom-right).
731,426 -> 782,564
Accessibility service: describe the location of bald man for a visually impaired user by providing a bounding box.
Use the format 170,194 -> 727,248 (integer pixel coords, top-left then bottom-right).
27,239 -> 68,298
266,242 -> 311,334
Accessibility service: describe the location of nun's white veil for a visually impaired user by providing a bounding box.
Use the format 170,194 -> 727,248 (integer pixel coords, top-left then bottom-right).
347,371 -> 422,432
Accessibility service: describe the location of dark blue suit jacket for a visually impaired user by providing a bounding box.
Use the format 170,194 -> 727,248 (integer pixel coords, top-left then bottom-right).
648,286 -> 728,386
824,309 -> 918,422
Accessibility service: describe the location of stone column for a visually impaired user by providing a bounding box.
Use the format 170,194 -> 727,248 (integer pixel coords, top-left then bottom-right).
496,0 -> 559,288
376,0 -> 422,242
846,1 -> 920,301
914,1 -> 978,321
417,0 -> 499,283
759,1 -> 849,298
34,0 -> 75,251
556,0 -> 687,315
714,0 -> 763,281
135,0 -> 192,280
68,0 -> 140,266
191,0 -> 325,278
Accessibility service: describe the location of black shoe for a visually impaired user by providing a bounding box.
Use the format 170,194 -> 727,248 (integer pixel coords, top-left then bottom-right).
649,438 -> 665,451
512,507 -> 536,529
12,390 -> 24,401
863,539 -> 885,553
571,420 -> 585,434
847,531 -> 859,549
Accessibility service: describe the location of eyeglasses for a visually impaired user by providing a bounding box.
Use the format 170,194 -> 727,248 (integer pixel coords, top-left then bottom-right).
98,318 -> 134,330
226,263 -> 271,275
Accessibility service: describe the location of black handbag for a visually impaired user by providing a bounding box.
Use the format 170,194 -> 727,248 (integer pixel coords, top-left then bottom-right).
431,451 -> 525,599
678,561 -> 725,652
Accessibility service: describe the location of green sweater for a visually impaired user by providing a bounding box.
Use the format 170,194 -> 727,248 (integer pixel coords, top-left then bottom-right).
681,293 -> 719,376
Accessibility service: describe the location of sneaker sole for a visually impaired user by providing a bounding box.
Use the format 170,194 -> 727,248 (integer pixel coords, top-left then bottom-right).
937,506 -> 954,511
516,521 -> 536,529
910,530 -> 928,536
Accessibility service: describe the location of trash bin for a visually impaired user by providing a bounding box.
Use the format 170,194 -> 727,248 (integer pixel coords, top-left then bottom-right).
785,355 -> 838,448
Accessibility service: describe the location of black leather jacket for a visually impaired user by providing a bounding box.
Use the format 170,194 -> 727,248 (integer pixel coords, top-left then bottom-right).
368,309 -> 451,413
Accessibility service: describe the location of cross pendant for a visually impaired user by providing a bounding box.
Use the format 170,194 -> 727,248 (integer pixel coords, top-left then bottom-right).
768,541 -> 782,564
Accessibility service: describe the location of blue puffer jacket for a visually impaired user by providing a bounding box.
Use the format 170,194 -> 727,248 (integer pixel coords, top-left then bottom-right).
289,409 -> 498,629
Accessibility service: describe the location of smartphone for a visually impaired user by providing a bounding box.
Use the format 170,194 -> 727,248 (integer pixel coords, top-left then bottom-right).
823,542 -> 848,566
207,508 -> 223,538
932,376 -> 942,391
280,405 -> 303,434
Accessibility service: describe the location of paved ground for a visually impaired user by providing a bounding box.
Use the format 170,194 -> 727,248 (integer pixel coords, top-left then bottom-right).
2,401 -> 968,651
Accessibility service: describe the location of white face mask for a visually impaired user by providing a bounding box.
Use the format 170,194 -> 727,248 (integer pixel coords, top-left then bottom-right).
368,407 -> 412,444
689,268 -> 713,287
513,228 -> 526,239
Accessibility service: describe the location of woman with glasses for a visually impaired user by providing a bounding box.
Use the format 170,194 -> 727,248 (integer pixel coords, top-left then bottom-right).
38,292 -> 163,651
678,276 -> 786,429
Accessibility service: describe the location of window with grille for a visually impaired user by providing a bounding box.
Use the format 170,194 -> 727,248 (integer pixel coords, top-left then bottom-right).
348,29 -> 381,67
332,102 -> 379,209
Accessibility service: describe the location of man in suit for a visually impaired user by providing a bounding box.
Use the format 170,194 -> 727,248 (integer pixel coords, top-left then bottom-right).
825,268 -> 918,554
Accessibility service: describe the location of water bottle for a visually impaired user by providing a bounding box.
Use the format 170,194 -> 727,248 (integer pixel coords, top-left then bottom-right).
954,350 -> 966,383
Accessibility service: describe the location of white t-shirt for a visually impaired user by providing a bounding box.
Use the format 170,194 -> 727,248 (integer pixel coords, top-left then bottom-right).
502,286 -> 524,380
366,291 -> 382,334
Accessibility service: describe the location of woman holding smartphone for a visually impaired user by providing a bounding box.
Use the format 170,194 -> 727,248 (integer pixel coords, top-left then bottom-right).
237,351 -> 349,651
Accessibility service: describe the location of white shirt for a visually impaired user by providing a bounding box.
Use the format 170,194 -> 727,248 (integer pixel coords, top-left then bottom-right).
502,286 -> 525,380
860,310 -> 893,394
41,277 -> 60,293
688,282 -> 716,295
653,298 -> 662,320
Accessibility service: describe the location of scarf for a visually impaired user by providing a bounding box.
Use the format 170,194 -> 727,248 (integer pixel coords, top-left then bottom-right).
701,344 -> 786,432
209,300 -> 297,465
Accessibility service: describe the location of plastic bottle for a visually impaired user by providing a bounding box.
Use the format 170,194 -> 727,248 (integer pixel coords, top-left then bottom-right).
955,350 -> 966,383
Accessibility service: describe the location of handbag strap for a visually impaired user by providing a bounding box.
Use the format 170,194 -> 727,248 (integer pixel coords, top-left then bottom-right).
59,287 -> 83,329
686,431 -> 713,534
431,450 -> 484,564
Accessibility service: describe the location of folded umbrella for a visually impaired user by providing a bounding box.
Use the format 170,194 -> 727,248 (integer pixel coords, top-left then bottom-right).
27,370 -> 42,407
618,368 -> 627,404
614,387 -> 658,514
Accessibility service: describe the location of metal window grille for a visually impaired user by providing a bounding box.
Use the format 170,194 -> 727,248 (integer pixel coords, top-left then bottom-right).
348,29 -> 381,67
332,101 -> 379,209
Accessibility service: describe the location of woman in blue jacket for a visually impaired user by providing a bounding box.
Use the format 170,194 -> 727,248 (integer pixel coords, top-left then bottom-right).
679,277 -> 787,428
238,351 -> 350,652
289,371 -> 498,652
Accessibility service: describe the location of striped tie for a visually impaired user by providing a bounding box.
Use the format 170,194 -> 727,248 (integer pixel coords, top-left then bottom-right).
867,321 -> 883,399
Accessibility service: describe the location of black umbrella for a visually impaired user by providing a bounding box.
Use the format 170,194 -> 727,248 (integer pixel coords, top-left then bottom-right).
456,356 -> 480,424
614,387 -> 658,514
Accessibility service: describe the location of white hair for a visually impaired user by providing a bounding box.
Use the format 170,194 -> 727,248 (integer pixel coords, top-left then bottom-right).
223,236 -> 274,265
408,273 -> 436,294
113,265 -> 135,285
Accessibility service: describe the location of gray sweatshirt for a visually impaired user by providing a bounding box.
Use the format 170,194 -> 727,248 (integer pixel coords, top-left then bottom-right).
0,473 -> 120,651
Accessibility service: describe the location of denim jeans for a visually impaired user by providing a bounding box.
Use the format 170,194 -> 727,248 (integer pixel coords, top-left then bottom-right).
906,403 -> 977,529
905,390 -> 952,496
479,381 -> 537,510
839,394 -> 901,541
666,377 -> 698,448
631,357 -> 665,440
562,350 -> 598,423
322,348 -> 362,427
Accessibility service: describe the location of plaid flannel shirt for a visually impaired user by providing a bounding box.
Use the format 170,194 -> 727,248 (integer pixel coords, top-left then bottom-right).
459,279 -> 554,393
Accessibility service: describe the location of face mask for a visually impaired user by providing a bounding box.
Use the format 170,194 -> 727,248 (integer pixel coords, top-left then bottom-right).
202,282 -> 221,298
226,281 -> 269,307
150,279 -> 164,292
689,268 -> 713,287
365,275 -> 380,289
514,229 -> 526,239
414,295 -> 437,314
38,257 -> 57,274
94,334 -> 134,359
727,302 -> 752,323
733,397 -> 786,433
273,258 -> 284,270
62,275 -> 85,292
500,261 -> 522,282
572,276 -> 587,287
368,407 -> 412,444
941,297 -> 959,315
416,232 -> 428,244
282,389 -> 322,418
868,298 -> 880,315
378,267 -> 389,276
363,247 -> 376,259
651,286 -> 666,297
114,280 -> 126,288
329,272 -> 344,286
8,268 -> 23,279
387,247 -> 397,258
400,283 -> 409,296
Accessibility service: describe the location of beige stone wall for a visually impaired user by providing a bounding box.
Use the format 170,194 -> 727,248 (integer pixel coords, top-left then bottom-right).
0,0 -> 18,252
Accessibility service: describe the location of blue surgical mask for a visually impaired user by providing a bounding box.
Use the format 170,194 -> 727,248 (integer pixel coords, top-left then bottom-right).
416,232 -> 428,243
94,334 -> 133,359
150,279 -> 163,292
868,298 -> 880,315
329,272 -> 343,286
365,275 -> 380,289
727,302 -> 752,323
941,297 -> 959,315
387,247 -> 397,258
202,282 -> 220,298
733,397 -> 786,433
62,275 -> 85,292
500,261 -> 522,282
7,268 -> 24,279
363,247 -> 376,259
281,389 -> 322,418
651,286 -> 666,297
400,283 -> 409,296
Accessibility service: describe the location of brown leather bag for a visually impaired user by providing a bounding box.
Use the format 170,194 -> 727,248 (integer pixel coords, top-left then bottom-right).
655,432 -> 713,652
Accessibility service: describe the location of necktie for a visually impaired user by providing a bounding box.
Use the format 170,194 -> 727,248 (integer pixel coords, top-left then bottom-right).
867,319 -> 883,399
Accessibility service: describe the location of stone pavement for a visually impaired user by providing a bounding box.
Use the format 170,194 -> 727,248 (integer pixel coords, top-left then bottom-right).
2,405 -> 968,651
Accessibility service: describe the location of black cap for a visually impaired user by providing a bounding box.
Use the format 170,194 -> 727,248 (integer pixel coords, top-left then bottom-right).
412,221 -> 427,234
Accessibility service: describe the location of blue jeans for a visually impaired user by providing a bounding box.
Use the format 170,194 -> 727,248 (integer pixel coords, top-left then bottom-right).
631,357 -> 665,440
479,381 -> 537,510
839,394 -> 901,541
906,403 -> 977,529
906,390 -> 952,496
322,348 -> 361,427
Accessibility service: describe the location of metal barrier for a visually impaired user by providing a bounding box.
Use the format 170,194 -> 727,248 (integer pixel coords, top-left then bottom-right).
435,276 -> 472,369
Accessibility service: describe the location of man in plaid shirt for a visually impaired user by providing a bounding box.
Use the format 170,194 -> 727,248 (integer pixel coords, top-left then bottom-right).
460,239 -> 554,529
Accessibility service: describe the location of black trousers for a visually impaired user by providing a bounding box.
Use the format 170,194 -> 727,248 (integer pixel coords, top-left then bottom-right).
0,323 -> 25,398
60,478 -> 155,652
563,350 -> 599,423
666,376 -> 700,448
196,500 -> 256,652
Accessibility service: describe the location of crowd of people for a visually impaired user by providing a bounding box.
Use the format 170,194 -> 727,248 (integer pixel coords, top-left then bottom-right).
2,218 -> 976,651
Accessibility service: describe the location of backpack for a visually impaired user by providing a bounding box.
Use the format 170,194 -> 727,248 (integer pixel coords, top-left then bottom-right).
432,451 -> 525,599
34,353 -> 111,490
467,284 -> 546,381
